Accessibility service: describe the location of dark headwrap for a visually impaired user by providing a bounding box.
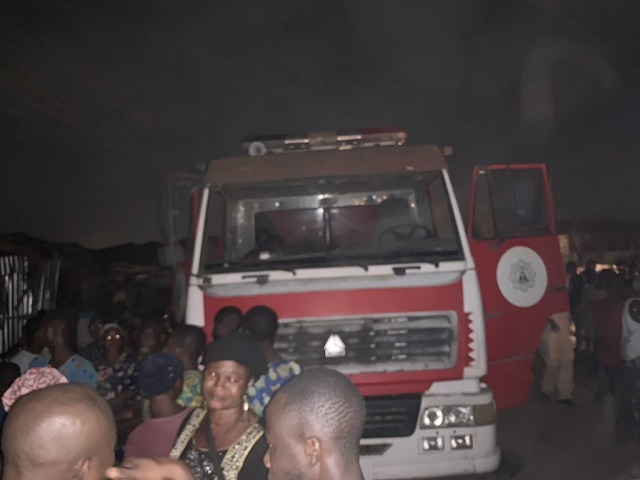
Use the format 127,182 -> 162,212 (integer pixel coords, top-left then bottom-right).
203,335 -> 267,380
138,352 -> 184,399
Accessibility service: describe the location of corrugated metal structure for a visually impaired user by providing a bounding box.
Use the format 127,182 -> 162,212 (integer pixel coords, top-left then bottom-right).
0,255 -> 60,354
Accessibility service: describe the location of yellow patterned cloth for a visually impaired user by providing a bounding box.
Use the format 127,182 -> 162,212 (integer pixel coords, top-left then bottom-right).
177,369 -> 203,408
248,360 -> 301,417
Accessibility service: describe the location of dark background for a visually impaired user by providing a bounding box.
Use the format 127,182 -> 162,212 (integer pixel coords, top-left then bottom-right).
1,0 -> 638,248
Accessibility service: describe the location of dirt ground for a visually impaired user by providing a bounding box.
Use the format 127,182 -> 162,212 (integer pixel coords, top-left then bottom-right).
441,380 -> 639,480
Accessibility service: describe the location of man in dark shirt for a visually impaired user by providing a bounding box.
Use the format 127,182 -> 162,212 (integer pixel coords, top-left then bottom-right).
566,261 -> 585,312
264,368 -> 366,480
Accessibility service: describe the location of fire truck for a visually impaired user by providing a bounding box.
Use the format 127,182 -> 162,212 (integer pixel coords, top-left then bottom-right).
161,129 -> 567,479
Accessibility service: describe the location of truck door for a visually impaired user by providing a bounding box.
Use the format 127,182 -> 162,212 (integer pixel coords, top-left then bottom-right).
173,186 -> 200,324
467,164 -> 568,410
161,176 -> 203,325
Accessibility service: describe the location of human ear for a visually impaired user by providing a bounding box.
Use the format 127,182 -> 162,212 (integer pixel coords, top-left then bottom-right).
175,378 -> 184,394
72,457 -> 91,480
304,436 -> 322,467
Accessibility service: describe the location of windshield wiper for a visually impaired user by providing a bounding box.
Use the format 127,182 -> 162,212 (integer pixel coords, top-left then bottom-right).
203,247 -> 457,275
236,254 -> 371,284
238,250 -> 372,272
379,249 -> 445,268
201,261 -> 297,275
392,265 -> 422,276
241,273 -> 271,285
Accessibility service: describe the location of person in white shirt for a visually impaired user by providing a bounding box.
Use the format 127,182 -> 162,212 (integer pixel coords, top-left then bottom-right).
10,314 -> 45,375
540,311 -> 576,406
621,297 -> 640,362
619,279 -> 640,448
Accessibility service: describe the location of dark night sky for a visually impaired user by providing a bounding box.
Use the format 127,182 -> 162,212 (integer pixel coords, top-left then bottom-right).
1,0 -> 639,248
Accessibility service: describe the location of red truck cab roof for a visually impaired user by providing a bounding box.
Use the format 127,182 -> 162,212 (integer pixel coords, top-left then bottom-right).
205,145 -> 448,185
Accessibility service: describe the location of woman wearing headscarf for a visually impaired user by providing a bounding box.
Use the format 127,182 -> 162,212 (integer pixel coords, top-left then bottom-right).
0,367 -> 68,465
94,322 -> 141,462
94,323 -> 139,410
169,335 -> 269,480
1,366 -> 68,411
124,352 -> 191,460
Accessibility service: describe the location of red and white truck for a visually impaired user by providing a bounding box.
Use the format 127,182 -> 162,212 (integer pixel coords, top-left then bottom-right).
163,130 -> 568,479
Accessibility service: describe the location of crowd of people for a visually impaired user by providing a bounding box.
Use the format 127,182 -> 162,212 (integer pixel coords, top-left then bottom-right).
540,258 -> 640,444
3,256 -> 639,479
0,297 -> 355,480
1,368 -> 366,480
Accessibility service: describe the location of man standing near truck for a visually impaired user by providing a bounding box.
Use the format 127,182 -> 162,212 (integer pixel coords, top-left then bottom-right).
245,306 -> 301,416
541,311 -> 576,406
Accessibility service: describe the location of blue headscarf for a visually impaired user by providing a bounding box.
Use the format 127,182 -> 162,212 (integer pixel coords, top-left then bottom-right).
138,352 -> 184,399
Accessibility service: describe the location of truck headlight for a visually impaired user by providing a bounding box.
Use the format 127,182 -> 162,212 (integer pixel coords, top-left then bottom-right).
420,405 -> 474,429
421,407 -> 445,428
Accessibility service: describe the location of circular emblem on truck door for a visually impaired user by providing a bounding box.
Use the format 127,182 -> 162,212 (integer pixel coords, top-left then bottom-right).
496,246 -> 548,308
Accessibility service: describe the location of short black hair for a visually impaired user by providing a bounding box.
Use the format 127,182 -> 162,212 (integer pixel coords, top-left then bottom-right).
268,368 -> 366,456
244,306 -> 278,343
89,310 -> 110,327
169,325 -> 207,364
584,268 -> 597,284
214,306 -> 243,323
213,306 -> 243,339
43,308 -> 78,350
137,317 -> 169,346
0,362 -> 21,395
22,316 -> 43,345
140,316 -> 167,331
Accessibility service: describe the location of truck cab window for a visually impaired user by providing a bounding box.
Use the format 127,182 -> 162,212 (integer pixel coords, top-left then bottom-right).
472,168 -> 550,240
200,172 -> 463,272
200,192 -> 225,266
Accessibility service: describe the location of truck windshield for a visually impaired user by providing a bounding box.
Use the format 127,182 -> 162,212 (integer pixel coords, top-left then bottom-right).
200,171 -> 462,272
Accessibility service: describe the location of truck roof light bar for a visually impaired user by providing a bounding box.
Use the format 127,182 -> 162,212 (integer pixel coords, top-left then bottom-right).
241,129 -> 408,157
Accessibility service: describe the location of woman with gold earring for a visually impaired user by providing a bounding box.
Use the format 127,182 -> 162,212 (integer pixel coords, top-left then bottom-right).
169,335 -> 268,480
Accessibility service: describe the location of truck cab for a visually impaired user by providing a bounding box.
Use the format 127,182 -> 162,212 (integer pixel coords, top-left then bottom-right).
172,130 -> 566,478
187,137 -> 500,478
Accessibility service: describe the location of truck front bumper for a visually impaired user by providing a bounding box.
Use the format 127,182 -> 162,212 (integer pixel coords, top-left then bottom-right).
359,385 -> 500,479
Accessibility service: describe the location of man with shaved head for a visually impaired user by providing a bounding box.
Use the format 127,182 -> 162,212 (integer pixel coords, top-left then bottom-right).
2,383 -> 116,480
264,367 -> 366,480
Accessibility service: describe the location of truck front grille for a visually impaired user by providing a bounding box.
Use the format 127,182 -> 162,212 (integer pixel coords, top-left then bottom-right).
363,394 -> 422,438
274,313 -> 457,373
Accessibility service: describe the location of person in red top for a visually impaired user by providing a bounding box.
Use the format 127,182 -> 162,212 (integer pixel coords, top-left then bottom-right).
593,272 -> 629,441
124,352 -> 191,460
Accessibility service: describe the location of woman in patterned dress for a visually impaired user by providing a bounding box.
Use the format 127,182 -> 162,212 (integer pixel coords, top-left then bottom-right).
94,323 -> 139,410
94,322 -> 141,460
170,335 -> 269,480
